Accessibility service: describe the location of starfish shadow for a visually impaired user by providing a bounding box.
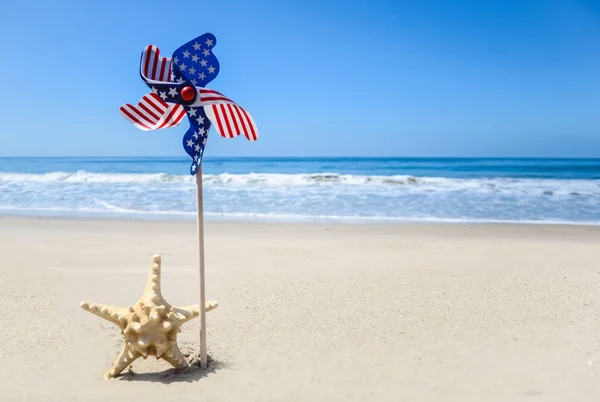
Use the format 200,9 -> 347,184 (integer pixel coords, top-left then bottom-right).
116,355 -> 226,383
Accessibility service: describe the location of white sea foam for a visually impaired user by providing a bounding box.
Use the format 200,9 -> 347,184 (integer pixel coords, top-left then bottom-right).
0,171 -> 185,183
0,170 -> 598,196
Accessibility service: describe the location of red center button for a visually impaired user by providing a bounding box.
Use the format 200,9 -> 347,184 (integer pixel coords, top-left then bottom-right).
180,86 -> 195,101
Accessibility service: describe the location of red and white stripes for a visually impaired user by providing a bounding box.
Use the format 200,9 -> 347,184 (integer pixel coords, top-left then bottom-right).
120,92 -> 185,131
140,45 -> 172,82
199,89 -> 258,141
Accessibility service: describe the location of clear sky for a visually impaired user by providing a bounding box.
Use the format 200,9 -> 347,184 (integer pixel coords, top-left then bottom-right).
0,0 -> 599,157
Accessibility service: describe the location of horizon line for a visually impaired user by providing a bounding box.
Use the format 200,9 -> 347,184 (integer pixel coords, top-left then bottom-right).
0,155 -> 599,159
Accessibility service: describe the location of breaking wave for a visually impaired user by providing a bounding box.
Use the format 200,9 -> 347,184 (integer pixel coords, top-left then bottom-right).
0,170 -> 423,184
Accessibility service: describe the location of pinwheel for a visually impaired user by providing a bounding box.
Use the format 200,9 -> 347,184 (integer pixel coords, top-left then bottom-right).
119,33 -> 259,367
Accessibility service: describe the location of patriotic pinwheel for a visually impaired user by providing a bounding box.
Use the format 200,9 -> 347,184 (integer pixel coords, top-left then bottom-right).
119,33 -> 259,368
120,33 -> 258,175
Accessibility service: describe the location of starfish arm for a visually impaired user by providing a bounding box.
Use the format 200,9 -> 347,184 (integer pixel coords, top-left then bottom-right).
169,305 -> 199,325
143,254 -> 163,299
162,344 -> 189,370
104,344 -> 141,379
206,300 -> 219,312
171,301 -> 219,324
80,301 -> 130,328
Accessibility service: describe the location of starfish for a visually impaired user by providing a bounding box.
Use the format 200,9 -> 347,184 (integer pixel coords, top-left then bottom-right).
80,255 -> 218,379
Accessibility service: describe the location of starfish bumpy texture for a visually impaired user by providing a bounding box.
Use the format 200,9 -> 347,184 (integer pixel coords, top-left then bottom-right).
80,255 -> 218,379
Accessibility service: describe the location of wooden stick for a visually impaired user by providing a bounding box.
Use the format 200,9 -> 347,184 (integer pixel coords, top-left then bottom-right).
195,164 -> 208,368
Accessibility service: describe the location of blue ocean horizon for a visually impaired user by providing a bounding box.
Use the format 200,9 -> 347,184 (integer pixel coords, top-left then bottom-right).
0,156 -> 598,225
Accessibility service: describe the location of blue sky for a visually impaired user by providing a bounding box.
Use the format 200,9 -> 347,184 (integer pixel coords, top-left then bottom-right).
0,0 -> 599,157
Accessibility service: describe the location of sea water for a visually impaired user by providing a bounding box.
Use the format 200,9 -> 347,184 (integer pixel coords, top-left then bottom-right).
0,157 -> 598,224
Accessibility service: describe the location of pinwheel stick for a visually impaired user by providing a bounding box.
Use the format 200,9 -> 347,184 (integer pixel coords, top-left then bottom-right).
195,164 -> 208,368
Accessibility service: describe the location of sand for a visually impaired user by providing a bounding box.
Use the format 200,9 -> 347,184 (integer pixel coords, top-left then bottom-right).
1,216 -> 599,401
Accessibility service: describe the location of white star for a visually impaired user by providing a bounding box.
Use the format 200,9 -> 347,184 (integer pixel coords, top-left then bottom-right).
191,54 -> 199,63
176,77 -> 185,84
200,59 -> 208,67
195,144 -> 201,152
205,38 -> 213,47
196,116 -> 205,125
151,86 -> 158,93
190,79 -> 197,85
202,137 -> 207,146
202,48 -> 210,57
159,91 -> 167,100
193,42 -> 201,51
173,56 -> 179,64
179,62 -> 187,70
199,127 -> 206,135
194,155 -> 199,162
193,131 -> 199,139
188,66 -> 196,75
186,139 -> 194,148
192,164 -> 196,172
168,87 -> 178,97
208,66 -> 216,74
183,50 -> 191,58
199,72 -> 206,80
187,107 -> 197,117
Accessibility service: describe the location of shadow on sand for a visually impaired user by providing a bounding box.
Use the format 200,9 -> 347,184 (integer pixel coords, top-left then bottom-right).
116,355 -> 226,383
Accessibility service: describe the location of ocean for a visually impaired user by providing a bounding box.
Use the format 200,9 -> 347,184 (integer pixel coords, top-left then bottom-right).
0,157 -> 598,225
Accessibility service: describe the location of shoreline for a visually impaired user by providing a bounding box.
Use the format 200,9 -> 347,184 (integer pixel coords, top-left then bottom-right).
2,214 -> 600,241
1,212 -> 599,228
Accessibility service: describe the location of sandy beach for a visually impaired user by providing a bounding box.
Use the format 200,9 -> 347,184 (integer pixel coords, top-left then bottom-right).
1,216 -> 599,401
